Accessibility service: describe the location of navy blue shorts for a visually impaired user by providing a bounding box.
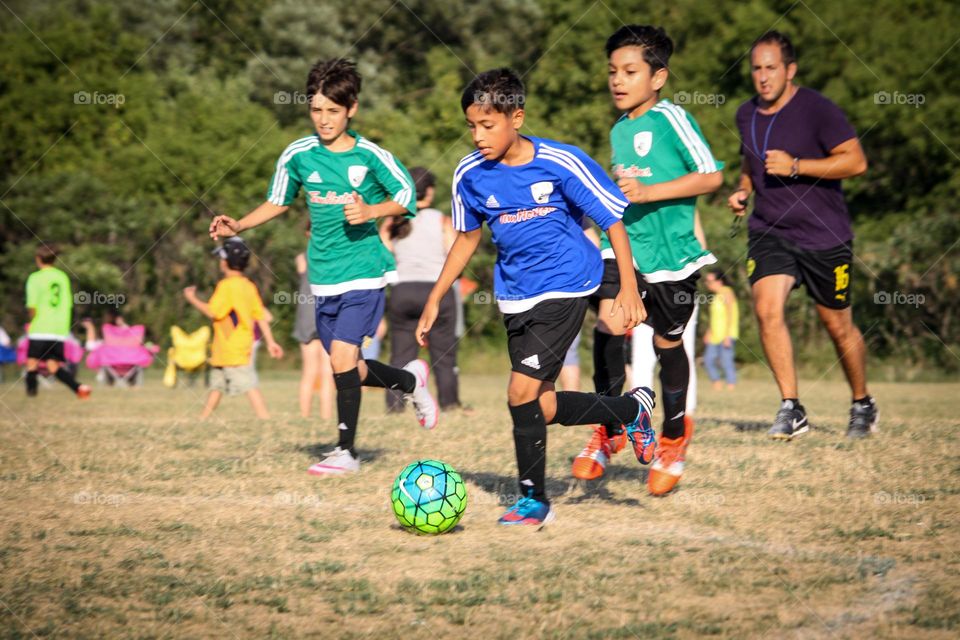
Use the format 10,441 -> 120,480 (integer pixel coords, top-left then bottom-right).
314,288 -> 386,353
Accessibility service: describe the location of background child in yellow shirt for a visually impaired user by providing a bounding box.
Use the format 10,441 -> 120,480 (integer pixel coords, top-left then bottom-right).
184,237 -> 283,418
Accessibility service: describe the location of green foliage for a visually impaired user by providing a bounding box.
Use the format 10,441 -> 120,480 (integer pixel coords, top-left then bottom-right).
0,0 -> 956,371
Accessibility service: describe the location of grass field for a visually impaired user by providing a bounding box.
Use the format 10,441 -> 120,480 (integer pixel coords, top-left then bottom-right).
0,368 -> 958,639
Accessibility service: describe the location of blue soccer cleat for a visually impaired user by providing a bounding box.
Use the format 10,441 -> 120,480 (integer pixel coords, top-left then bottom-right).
624,386 -> 657,464
498,493 -> 555,526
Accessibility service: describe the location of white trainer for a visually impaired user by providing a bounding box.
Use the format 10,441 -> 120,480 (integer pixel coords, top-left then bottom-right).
403,359 -> 439,430
307,447 -> 360,476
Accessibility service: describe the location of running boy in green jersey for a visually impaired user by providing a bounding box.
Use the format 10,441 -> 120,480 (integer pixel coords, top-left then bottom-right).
209,58 -> 437,476
574,26 -> 723,496
24,245 -> 90,399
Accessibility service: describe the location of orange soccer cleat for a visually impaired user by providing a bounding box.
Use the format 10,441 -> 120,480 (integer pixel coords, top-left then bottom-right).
572,426 -> 614,480
647,435 -> 687,496
610,428 -> 628,454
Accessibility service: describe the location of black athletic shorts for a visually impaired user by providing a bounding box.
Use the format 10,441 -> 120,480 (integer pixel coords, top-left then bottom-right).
589,259 -> 699,339
26,339 -> 65,362
747,232 -> 852,309
503,297 -> 589,382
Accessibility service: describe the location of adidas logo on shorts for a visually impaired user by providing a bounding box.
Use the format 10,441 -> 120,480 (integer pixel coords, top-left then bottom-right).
486,194 -> 500,208
520,354 -> 541,370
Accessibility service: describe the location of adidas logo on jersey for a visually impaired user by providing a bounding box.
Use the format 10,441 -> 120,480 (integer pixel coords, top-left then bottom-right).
485,194 -> 500,208
520,354 -> 541,370
307,171 -> 322,183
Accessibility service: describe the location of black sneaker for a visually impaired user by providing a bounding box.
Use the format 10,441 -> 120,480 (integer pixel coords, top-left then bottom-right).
767,400 -> 809,440
846,398 -> 878,439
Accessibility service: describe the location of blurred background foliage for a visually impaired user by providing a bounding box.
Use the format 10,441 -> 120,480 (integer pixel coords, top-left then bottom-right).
1,0 -> 957,376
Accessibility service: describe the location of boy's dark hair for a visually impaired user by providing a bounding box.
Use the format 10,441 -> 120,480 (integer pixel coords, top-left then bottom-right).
390,167 -> 436,241
460,68 -> 525,115
751,30 -> 796,67
213,238 -> 251,272
35,244 -> 57,265
306,58 -> 361,108
605,25 -> 673,72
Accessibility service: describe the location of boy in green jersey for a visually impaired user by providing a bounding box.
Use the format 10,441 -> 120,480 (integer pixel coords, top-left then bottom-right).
209,58 -> 437,476
574,25 -> 723,495
24,245 -> 90,399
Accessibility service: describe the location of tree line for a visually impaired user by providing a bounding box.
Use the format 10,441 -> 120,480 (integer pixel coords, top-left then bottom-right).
1,0 -> 956,375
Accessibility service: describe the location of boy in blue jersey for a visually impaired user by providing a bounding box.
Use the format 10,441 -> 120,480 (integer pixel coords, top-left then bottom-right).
210,58 -> 438,476
574,26 -> 724,496
417,69 -> 657,526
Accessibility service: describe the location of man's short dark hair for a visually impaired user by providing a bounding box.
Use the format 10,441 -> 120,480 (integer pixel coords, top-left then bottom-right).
306,58 -> 361,108
35,244 -> 56,265
605,25 -> 673,72
751,31 -> 796,67
461,68 -> 525,115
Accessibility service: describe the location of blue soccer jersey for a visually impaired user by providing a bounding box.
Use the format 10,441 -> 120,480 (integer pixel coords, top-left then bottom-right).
452,136 -> 628,313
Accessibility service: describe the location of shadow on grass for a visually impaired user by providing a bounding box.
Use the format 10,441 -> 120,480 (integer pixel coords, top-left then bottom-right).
461,469 -> 645,508
724,419 -> 839,435
729,420 -> 769,432
294,442 -> 387,463
562,465 -> 646,507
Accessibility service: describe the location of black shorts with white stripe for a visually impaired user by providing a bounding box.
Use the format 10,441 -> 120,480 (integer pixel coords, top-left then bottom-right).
503,297 -> 589,382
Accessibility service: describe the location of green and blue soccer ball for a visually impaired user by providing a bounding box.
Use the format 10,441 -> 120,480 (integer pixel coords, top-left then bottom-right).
391,459 -> 467,534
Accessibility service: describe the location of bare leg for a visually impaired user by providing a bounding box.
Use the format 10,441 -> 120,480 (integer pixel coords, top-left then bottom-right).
752,275 -> 798,399
596,298 -> 628,336
557,364 -> 580,392
816,305 -> 868,399
201,390 -> 222,419
299,341 -> 321,418
317,344 -> 334,421
247,388 -> 270,419
330,340 -> 363,376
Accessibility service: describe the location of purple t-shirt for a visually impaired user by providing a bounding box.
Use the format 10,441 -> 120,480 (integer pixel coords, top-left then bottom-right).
736,87 -> 858,250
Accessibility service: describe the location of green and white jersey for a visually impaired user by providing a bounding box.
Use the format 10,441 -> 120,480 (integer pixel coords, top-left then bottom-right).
267,130 -> 416,296
600,100 -> 723,282
25,266 -> 72,339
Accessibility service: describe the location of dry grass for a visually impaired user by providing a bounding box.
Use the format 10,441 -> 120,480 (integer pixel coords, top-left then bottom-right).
0,368 -> 958,639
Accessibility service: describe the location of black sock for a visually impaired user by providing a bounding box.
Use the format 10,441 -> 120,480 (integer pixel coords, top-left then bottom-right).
54,368 -> 81,393
551,391 -> 638,427
26,371 -> 38,396
593,329 -> 626,437
593,329 -> 626,394
656,343 -> 688,440
853,395 -> 873,405
509,400 -> 548,504
363,360 -> 416,393
334,369 -> 362,455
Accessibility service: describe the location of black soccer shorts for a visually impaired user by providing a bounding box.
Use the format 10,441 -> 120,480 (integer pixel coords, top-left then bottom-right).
747,231 -> 853,309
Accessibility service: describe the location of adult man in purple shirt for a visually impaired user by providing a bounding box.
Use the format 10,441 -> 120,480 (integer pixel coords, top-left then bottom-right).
728,31 -> 877,440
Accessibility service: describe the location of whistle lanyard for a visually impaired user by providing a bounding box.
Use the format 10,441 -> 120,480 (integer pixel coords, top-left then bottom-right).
750,105 -> 781,161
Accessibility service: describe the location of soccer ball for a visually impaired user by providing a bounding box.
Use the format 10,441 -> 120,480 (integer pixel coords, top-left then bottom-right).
391,459 -> 467,534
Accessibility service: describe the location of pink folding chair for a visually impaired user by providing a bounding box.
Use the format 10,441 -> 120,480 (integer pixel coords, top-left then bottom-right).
85,324 -> 159,386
